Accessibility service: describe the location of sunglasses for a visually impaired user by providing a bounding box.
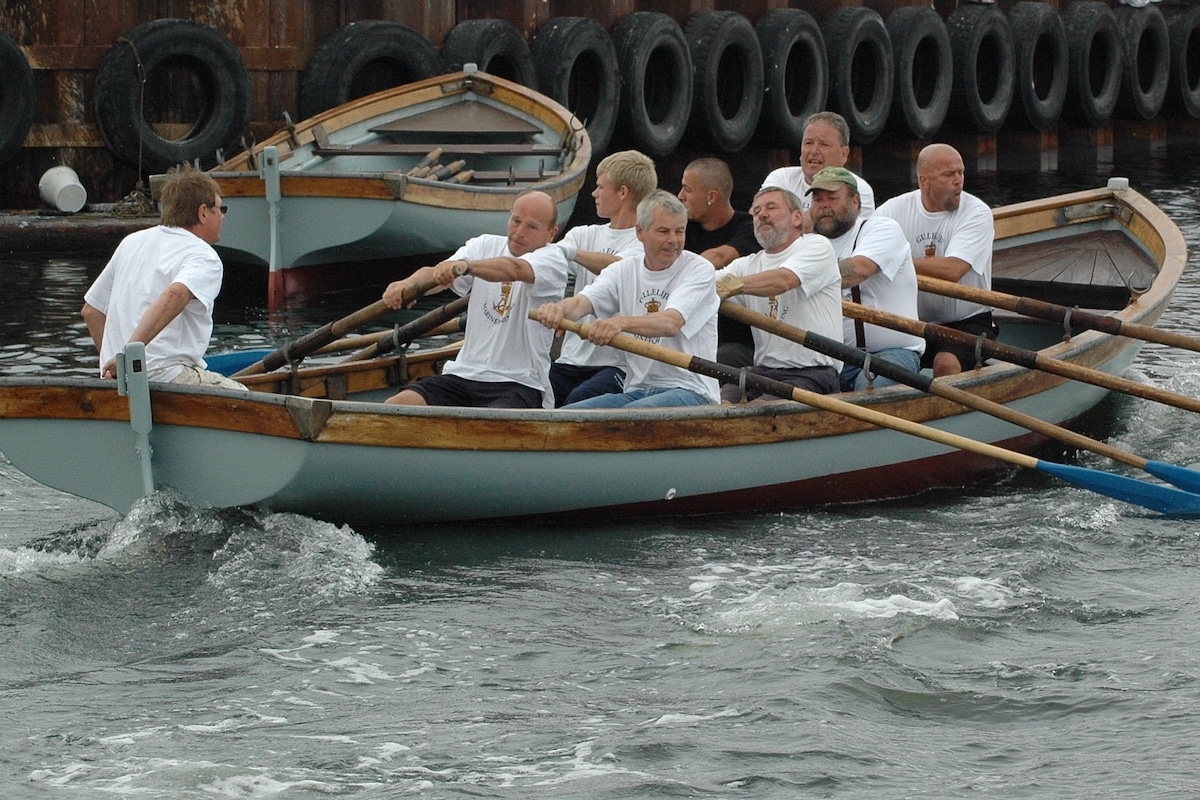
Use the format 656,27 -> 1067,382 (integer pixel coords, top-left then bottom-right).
210,203 -> 229,214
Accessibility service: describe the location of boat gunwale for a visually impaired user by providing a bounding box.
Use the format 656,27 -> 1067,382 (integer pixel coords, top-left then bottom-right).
215,70 -> 590,177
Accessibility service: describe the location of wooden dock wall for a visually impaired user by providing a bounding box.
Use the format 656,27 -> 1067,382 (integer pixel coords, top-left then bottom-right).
0,0 -> 1192,210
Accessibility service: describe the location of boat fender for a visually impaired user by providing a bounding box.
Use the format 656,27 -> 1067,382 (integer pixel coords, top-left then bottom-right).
299,21 -> 443,118
0,31 -> 34,166
531,17 -> 620,154
946,3 -> 1016,133
611,12 -> 694,157
885,6 -> 952,140
1061,1 -> 1123,128
1162,5 -> 1200,118
821,7 -> 894,145
683,11 -> 764,153
1006,2 -> 1069,131
94,19 -> 251,172
442,18 -> 537,90
1113,5 -> 1170,121
752,9 -> 827,149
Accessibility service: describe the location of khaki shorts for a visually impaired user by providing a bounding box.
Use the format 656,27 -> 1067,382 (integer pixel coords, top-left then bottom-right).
170,365 -> 249,392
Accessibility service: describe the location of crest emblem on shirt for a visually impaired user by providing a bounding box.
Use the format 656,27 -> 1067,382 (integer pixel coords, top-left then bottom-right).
768,295 -> 779,319
493,282 -> 514,318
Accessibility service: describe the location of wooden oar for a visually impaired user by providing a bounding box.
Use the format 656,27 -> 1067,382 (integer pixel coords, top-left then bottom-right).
540,314 -> 1200,516
843,300 -> 1200,415
917,275 -> 1200,354
340,294 -> 469,363
721,302 -> 1200,495
232,277 -> 440,377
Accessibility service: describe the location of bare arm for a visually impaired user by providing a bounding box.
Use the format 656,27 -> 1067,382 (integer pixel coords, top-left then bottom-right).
839,255 -> 881,288
536,294 -> 596,336
81,302 -> 106,353
727,268 -> 801,298
573,250 -> 621,275
700,244 -> 740,269
127,282 -> 194,347
586,309 -> 685,345
913,255 -> 972,282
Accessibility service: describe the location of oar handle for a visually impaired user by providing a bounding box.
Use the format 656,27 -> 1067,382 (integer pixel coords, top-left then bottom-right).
916,275 -> 1200,353
843,300 -> 1200,415
233,277 -> 440,376
341,294 -> 470,363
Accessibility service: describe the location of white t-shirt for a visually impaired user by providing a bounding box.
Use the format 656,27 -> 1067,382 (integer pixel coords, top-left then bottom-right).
84,225 -> 224,382
442,234 -> 568,408
760,166 -> 875,216
829,215 -> 925,355
724,234 -> 843,371
875,189 -> 994,324
580,250 -> 720,403
556,223 -> 643,368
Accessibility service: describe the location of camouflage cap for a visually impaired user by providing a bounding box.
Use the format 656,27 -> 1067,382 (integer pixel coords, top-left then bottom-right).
806,166 -> 858,194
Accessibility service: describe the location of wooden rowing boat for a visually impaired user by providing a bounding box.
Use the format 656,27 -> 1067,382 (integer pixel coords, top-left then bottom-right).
196,66 -> 591,307
0,181 -> 1187,524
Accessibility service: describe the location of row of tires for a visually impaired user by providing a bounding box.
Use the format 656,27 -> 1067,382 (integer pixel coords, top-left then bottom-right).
1,3 -> 1197,173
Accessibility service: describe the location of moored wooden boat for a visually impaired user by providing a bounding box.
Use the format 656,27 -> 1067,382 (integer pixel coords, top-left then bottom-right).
0,182 -> 1188,525
197,66 -> 591,306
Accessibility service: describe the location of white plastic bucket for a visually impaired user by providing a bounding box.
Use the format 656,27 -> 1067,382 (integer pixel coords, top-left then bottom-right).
38,165 -> 87,213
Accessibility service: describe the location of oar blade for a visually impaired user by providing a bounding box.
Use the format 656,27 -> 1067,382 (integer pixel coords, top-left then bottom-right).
1141,460 -> 1200,495
1036,459 -> 1200,516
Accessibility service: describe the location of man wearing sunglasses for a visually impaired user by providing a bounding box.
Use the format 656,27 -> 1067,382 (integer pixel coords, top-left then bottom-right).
81,164 -> 245,390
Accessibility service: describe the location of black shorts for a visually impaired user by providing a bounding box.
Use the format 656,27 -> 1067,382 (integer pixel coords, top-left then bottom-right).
921,312 -> 999,372
405,373 -> 543,409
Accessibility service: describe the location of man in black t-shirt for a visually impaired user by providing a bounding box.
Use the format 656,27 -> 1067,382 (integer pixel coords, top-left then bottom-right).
677,158 -> 762,367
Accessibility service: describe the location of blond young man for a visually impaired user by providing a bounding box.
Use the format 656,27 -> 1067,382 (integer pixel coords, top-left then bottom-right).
550,150 -> 657,406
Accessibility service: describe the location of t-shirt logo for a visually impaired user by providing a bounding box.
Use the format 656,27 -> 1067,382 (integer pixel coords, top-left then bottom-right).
768,295 -> 779,319
493,282 -> 514,318
645,297 -> 660,313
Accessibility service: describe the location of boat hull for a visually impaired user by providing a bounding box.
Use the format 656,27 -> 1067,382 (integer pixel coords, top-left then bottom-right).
202,69 -> 590,291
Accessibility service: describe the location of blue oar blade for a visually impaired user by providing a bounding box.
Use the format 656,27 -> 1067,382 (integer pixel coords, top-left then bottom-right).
1036,459 -> 1200,516
206,349 -> 275,376
1142,460 -> 1200,495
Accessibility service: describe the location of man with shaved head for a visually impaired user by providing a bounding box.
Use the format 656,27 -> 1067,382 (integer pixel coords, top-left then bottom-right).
381,190 -> 568,407
876,143 -> 996,377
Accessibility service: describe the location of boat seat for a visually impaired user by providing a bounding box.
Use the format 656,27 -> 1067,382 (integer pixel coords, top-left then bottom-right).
311,125 -> 565,158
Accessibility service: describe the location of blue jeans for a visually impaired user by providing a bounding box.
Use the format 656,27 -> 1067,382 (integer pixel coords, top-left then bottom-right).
549,363 -> 625,407
840,347 -> 922,392
563,386 -> 711,409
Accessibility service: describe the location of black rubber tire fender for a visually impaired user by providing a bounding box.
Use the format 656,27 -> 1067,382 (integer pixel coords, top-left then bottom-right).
442,18 -> 537,89
885,6 -> 952,140
1061,1 -> 1122,128
946,4 -> 1015,133
94,19 -> 251,172
1113,5 -> 1170,121
683,11 -> 764,153
299,21 -> 444,118
821,7 -> 894,145
531,17 -> 620,154
0,30 -> 35,165
1162,4 -> 1200,118
611,12 -> 693,158
1007,2 -> 1069,131
753,9 -> 827,149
